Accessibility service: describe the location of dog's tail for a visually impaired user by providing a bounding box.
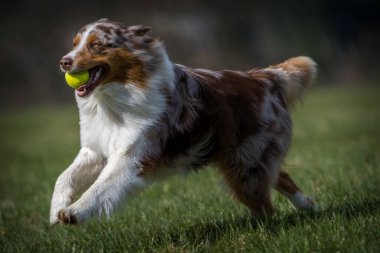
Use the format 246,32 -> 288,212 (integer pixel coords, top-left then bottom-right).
262,56 -> 318,109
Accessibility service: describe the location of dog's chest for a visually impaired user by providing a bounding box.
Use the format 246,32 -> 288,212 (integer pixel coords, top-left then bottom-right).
78,107 -> 142,157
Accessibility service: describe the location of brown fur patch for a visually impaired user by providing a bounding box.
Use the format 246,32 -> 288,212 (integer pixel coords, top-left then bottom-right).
73,41 -> 147,89
72,35 -> 80,48
269,56 -> 317,108
87,33 -> 98,44
275,57 -> 313,83
57,210 -> 77,224
103,49 -> 147,89
275,170 -> 300,195
219,161 -> 274,217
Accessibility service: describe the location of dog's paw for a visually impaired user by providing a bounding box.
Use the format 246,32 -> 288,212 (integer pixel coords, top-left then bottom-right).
50,215 -> 60,226
302,195 -> 317,210
57,209 -> 78,225
290,192 -> 317,211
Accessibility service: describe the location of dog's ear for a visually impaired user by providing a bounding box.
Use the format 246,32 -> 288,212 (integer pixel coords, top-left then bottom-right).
127,25 -> 151,37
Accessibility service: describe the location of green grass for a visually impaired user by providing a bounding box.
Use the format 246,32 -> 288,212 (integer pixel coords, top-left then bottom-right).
0,87 -> 380,252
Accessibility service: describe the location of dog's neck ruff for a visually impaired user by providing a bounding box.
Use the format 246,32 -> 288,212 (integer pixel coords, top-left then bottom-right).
75,49 -> 174,157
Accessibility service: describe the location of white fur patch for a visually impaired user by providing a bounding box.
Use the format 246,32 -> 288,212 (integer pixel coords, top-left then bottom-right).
289,191 -> 315,210
65,24 -> 96,72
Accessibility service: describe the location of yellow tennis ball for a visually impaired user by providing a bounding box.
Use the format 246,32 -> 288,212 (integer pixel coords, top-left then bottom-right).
65,71 -> 90,89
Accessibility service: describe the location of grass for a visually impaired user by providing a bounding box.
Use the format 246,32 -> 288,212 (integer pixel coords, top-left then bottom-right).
0,86 -> 380,252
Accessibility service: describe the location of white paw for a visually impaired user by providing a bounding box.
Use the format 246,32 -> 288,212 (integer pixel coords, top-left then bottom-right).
49,214 -> 60,225
50,196 -> 73,225
302,195 -> 317,210
50,205 -> 68,225
290,192 -> 317,210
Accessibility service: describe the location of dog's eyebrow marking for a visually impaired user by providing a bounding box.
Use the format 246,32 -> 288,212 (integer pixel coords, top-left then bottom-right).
67,24 -> 96,59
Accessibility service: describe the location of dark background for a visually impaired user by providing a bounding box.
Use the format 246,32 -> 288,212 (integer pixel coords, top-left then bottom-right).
0,0 -> 379,108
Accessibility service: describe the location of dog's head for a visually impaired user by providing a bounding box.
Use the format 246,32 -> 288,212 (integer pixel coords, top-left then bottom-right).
60,18 -> 162,97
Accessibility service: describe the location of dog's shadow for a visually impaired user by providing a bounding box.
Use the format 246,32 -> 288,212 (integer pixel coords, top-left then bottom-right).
158,198 -> 380,246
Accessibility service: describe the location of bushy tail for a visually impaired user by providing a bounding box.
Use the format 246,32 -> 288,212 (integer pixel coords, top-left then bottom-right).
266,56 -> 317,108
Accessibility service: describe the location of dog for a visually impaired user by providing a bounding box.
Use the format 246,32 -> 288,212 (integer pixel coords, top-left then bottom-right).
50,18 -> 317,225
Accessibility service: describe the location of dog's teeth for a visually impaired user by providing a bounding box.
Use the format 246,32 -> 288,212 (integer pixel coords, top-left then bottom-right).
79,87 -> 87,96
94,68 -> 102,80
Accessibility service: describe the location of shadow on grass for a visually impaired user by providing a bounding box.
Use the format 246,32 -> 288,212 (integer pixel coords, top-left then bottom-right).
159,197 -> 380,247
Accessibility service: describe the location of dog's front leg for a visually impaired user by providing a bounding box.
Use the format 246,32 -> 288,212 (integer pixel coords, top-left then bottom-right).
50,147 -> 104,225
57,151 -> 145,224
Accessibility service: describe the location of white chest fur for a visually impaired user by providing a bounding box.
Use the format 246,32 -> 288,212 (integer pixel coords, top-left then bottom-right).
79,109 -> 140,157
76,82 -> 166,157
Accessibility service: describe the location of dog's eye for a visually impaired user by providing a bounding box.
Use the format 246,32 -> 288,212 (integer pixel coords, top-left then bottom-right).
73,42 -> 78,47
89,42 -> 102,49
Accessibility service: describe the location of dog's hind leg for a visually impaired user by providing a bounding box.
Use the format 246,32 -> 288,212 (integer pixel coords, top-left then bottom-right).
218,132 -> 289,218
221,163 -> 275,218
275,170 -> 315,210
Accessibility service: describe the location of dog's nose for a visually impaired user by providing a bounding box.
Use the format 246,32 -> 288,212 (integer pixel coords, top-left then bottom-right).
60,57 -> 73,70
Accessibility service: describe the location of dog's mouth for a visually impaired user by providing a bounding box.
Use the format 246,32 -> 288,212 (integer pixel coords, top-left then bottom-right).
76,65 -> 109,97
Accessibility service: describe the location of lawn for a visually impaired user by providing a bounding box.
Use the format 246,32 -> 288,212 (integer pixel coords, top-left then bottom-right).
0,87 -> 379,252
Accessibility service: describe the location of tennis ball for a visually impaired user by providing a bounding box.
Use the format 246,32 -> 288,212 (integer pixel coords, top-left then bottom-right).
65,71 -> 90,89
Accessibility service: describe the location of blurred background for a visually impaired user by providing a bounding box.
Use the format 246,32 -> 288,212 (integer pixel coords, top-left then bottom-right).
0,0 -> 379,108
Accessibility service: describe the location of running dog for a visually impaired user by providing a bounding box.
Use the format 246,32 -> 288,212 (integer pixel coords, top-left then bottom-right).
50,18 -> 317,224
